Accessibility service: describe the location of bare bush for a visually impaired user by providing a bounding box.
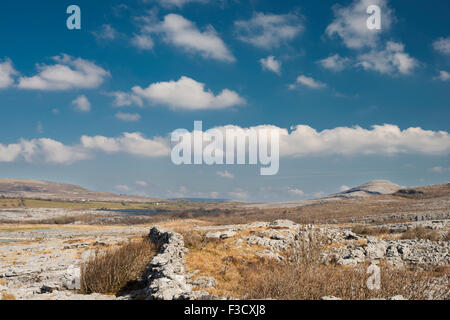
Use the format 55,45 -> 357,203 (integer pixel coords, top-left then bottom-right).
401,227 -> 440,241
352,225 -> 390,236
80,237 -> 157,295
233,231 -> 448,300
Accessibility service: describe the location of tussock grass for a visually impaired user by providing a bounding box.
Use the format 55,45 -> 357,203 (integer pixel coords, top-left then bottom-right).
0,292 -> 16,300
239,232 -> 448,300
400,227 -> 441,241
352,225 -> 390,236
80,237 -> 157,295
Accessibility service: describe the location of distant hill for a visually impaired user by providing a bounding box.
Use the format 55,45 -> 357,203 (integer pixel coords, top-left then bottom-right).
0,178 -> 161,203
244,180 -> 450,209
330,180 -> 403,199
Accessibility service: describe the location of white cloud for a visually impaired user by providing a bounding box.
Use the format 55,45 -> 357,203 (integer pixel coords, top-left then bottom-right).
115,112 -> 141,122
144,14 -> 234,62
278,124 -> 450,157
356,41 -> 418,75
428,166 -> 450,174
290,75 -> 326,89
0,143 -> 22,162
1,124 -> 449,165
0,138 -> 89,164
434,70 -> 450,82
432,37 -> 450,55
288,188 -> 304,196
176,123 -> 450,158
18,54 -> 110,90
0,58 -> 17,88
317,54 -> 350,72
135,180 -> 149,187
108,91 -> 144,107
81,132 -> 170,157
92,24 -> 118,41
260,56 -> 281,75
340,185 -> 351,192
72,95 -> 91,112
156,0 -> 209,8
131,34 -> 154,51
326,0 -> 393,49
235,12 -> 303,49
115,184 -> 131,192
130,76 -> 245,110
216,170 -> 234,179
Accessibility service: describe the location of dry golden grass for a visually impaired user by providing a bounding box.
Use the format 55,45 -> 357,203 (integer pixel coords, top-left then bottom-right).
444,230 -> 450,242
184,229 -> 449,300
182,229 -> 274,298
240,260 -> 448,300
80,237 -> 157,295
400,227 -> 441,241
1,292 -> 16,300
239,232 -> 448,300
352,225 -> 390,236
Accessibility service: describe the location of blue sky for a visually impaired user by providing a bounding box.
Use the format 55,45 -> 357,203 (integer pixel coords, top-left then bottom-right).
0,0 -> 449,202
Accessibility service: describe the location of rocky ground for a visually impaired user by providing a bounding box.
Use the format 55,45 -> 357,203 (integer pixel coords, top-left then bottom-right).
0,181 -> 448,300
0,214 -> 448,300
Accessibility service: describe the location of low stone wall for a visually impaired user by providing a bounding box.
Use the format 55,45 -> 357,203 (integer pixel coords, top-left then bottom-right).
145,226 -> 192,300
146,226 -> 215,300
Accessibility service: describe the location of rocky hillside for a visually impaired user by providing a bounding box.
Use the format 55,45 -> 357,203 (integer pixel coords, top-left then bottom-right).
330,180 -> 403,198
0,178 -> 160,202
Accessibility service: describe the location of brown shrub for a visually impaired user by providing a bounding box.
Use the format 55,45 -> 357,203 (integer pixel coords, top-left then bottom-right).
80,237 -> 157,295
239,260 -> 447,300
400,227 -> 440,241
352,225 -> 390,236
1,292 -> 16,300
444,231 -> 450,242
218,231 -> 448,300
183,230 -> 221,251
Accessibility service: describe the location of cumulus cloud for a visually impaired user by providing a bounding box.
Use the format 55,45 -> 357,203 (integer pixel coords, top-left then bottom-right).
277,124 -> 450,157
356,41 -> 418,75
115,112 -> 141,122
120,76 -> 245,110
235,12 -> 303,49
143,14 -> 234,62
81,132 -> 170,157
92,24 -> 119,41
0,58 -> 17,88
288,188 -> 304,196
317,54 -> 350,72
135,180 -> 149,187
290,75 -> 326,89
434,70 -> 450,82
173,123 -> 450,158
108,91 -> 144,107
72,95 -> 91,112
0,138 -> 89,164
216,170 -> 234,179
18,54 -> 110,90
131,34 -> 154,51
432,37 -> 450,55
1,124 -> 448,165
326,0 -> 393,49
115,185 -> 131,192
260,56 -> 281,75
